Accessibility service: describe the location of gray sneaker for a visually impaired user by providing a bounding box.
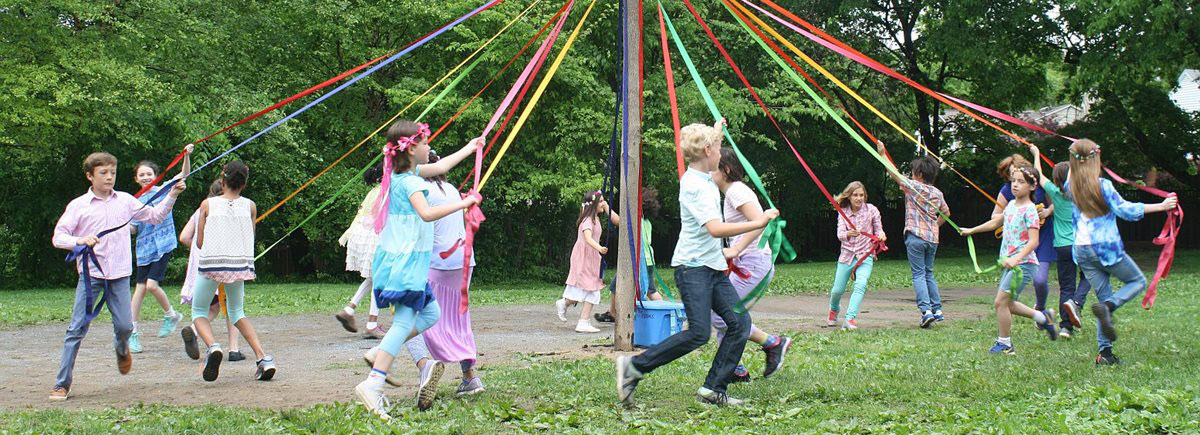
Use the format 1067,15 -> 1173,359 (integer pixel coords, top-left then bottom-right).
697,387 -> 745,406
416,361 -> 444,411
615,356 -> 642,406
256,356 -> 276,381
456,377 -> 486,397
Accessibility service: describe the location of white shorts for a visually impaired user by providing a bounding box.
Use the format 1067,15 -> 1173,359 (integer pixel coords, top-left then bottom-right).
562,285 -> 601,305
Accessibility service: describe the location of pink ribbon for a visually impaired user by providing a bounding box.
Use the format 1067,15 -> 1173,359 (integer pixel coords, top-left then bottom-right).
372,123 -> 430,234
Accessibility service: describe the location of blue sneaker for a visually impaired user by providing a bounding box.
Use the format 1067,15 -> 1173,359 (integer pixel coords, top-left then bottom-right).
988,341 -> 1015,355
129,331 -> 143,353
1037,310 -> 1058,341
920,312 -> 936,328
158,311 -> 183,337
933,310 -> 945,322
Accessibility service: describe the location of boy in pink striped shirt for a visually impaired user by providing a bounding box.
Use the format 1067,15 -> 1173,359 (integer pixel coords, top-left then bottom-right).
49,152 -> 185,401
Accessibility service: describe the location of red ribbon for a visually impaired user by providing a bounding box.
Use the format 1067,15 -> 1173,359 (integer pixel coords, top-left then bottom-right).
656,5 -> 685,179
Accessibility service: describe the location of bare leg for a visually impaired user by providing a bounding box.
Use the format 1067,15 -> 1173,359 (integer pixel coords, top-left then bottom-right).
748,327 -> 768,345
145,279 -> 172,313
226,316 -> 239,352
193,317 -> 217,347
579,301 -> 595,321
996,292 -> 1013,338
131,283 -> 147,325
232,318 -> 266,361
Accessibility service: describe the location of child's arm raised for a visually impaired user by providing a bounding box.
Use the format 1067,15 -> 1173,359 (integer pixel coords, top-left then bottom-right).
417,137 -> 483,178
876,140 -> 907,186
599,200 -> 620,225
410,191 -> 480,223
180,143 -> 194,178
705,209 -> 779,239
959,214 -> 1002,236
1030,145 -> 1051,187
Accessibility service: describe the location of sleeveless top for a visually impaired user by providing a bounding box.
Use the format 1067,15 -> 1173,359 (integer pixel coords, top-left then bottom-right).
198,196 -> 256,282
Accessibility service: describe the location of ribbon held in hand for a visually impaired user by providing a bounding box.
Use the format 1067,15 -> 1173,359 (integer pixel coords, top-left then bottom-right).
64,245 -> 110,326
459,190 -> 485,313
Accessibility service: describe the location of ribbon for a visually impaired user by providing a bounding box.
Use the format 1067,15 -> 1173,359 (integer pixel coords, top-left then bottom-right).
1101,167 -> 1182,308
64,246 -> 110,326
621,0 -> 647,308
656,4 -> 685,179
372,124 -> 430,234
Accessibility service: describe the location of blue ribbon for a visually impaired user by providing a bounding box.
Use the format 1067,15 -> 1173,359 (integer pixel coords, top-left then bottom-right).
64,245 -> 111,325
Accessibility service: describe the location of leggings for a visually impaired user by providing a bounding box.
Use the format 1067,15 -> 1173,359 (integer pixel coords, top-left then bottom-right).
192,276 -> 245,325
349,278 -> 381,316
828,256 -> 875,320
378,301 -> 440,358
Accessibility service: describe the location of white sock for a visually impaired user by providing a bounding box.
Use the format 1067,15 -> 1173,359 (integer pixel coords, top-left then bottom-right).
132,322 -> 139,333
167,308 -> 177,318
366,321 -> 378,330
1032,311 -> 1047,324
343,306 -> 355,315
365,369 -> 388,389
998,336 -> 1012,346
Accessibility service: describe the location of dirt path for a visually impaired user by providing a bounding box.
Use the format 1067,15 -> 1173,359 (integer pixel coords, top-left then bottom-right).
0,287 -> 996,410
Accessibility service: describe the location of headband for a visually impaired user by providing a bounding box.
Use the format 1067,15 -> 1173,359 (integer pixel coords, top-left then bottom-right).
1071,146 -> 1100,161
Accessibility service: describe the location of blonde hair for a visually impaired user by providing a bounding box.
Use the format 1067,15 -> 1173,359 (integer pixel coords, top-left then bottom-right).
835,181 -> 867,209
680,123 -> 720,163
1067,139 -> 1108,217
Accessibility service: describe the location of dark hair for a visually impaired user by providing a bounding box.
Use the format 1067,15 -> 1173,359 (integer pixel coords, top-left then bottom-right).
910,156 -> 939,183
642,187 -> 660,219
363,163 -> 384,186
424,149 -> 447,193
1052,162 -> 1069,190
576,191 -> 604,229
386,120 -> 422,174
221,160 -> 249,191
134,160 -> 160,177
83,152 -> 117,175
207,179 -> 224,198
717,148 -> 745,183
1011,162 -> 1039,186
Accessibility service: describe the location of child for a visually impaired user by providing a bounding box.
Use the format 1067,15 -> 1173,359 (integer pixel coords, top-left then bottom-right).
877,141 -> 950,328
712,148 -> 791,383
555,191 -> 620,333
1030,146 -> 1092,339
961,162 -> 1059,354
128,145 -> 192,352
1063,139 -> 1177,365
826,181 -> 886,330
191,161 -> 275,382
50,152 -> 186,400
179,179 -> 245,362
990,154 -> 1058,316
616,119 -> 779,407
355,121 -> 481,419
335,164 -> 385,338
595,188 -> 665,324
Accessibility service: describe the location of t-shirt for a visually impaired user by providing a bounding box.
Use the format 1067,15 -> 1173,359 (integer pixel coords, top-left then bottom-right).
640,218 -> 654,266
1000,201 -> 1041,265
999,184 -> 1056,262
1040,181 -> 1076,248
722,181 -> 770,257
671,168 -> 726,270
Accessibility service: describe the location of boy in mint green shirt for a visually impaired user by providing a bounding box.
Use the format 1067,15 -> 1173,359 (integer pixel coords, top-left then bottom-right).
1032,146 -> 1092,338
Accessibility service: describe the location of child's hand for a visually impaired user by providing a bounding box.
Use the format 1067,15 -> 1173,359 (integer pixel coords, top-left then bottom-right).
1029,145 -> 1039,156
598,246 -> 608,255
723,247 -> 737,259
763,208 -> 780,220
958,227 -> 973,236
1038,207 -> 1052,220
465,137 -> 484,153
184,143 -> 195,154
1002,257 -> 1019,269
878,234 -> 887,242
714,118 -> 727,130
1162,195 -> 1178,210
338,234 -> 349,247
77,235 -> 100,247
462,195 -> 481,209
875,140 -> 886,153
169,178 -> 187,197
846,229 -> 860,238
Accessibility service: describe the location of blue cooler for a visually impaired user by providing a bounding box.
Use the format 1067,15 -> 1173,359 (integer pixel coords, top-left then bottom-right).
634,300 -> 687,348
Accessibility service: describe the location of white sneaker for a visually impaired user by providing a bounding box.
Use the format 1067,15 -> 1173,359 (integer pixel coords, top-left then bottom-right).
362,347 -> 403,387
575,320 -> 601,333
697,387 -> 745,406
355,380 -> 392,421
416,361 -> 444,411
555,299 -> 568,322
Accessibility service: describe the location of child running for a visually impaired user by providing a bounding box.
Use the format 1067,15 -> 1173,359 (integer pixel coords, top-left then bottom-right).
355,121 -> 481,419
191,161 -> 275,382
1030,146 -> 1092,339
826,181 -> 886,330
556,191 -> 620,333
50,152 -> 186,400
128,145 -> 192,352
616,119 -> 780,407
960,162 -> 1059,354
179,179 -> 245,362
335,164 -> 386,338
877,141 -> 951,328
712,148 -> 791,383
1062,139 -> 1177,365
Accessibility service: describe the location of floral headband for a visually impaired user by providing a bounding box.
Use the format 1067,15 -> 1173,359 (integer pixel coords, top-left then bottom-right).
385,122 -> 431,154
1013,165 -> 1037,181
1071,146 -> 1100,161
372,122 -> 431,234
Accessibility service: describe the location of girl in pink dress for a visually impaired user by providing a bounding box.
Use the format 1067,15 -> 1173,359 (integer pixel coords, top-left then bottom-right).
555,191 -> 619,333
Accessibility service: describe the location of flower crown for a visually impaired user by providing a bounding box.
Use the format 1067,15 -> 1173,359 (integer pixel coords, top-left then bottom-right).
385,122 -> 431,154
1071,146 -> 1100,161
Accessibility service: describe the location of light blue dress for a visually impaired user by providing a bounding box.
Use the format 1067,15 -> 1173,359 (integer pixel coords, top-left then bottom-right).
372,169 -> 436,310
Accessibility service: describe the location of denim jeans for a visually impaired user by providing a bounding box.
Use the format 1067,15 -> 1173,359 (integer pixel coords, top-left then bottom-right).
632,266 -> 750,394
1054,245 -> 1091,327
1074,245 -> 1146,352
905,232 -> 942,313
57,276 -> 133,389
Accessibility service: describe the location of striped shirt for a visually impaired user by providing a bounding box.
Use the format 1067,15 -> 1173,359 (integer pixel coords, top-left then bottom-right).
901,179 -> 950,244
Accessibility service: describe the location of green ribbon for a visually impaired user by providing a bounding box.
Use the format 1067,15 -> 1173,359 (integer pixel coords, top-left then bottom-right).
661,4 -> 794,313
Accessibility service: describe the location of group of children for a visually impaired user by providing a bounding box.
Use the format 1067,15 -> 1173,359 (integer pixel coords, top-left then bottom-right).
50,115 -> 1178,411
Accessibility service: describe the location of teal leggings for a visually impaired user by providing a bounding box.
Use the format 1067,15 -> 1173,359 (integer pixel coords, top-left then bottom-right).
191,276 -> 245,325
828,257 -> 875,320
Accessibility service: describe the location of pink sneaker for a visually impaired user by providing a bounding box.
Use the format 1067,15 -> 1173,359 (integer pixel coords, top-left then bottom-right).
826,309 -> 838,327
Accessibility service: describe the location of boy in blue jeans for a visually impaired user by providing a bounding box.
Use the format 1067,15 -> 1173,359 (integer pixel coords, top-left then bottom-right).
616,120 -> 779,406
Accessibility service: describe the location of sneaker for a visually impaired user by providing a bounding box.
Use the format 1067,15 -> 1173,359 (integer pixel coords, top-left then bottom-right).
1062,300 -> 1082,328
920,312 -> 936,328
256,356 -> 277,381
594,311 -> 615,323
575,320 -> 601,333
416,361 -> 444,411
1059,327 -> 1073,340
363,326 -> 386,340
116,344 -> 133,375
1095,353 -> 1121,366
228,351 -> 246,362
934,310 -> 945,321
129,332 -> 143,353
355,380 -> 392,421
762,336 -> 791,378
555,299 -> 568,322
615,356 -> 642,406
49,386 -> 70,401
202,344 -> 223,382
362,348 -> 404,387
158,311 -> 183,337
730,367 -> 752,384
988,341 -> 1015,355
1038,309 -> 1059,341
842,319 -> 859,330
826,309 -> 838,327
335,310 -> 358,333
181,326 -> 200,360
697,387 -> 745,406
1092,303 -> 1117,342
456,377 -> 486,397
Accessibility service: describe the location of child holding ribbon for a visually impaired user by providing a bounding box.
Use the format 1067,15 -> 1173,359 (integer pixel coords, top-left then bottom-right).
178,179 -> 247,363
354,120 -> 481,419
555,191 -> 620,333
826,181 -> 886,330
960,162 -> 1059,355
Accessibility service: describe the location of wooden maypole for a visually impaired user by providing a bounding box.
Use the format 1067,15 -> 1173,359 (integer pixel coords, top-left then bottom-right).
613,0 -> 642,351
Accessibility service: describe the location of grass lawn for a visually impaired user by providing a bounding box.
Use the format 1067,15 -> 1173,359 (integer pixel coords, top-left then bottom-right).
2,251 -> 1199,433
